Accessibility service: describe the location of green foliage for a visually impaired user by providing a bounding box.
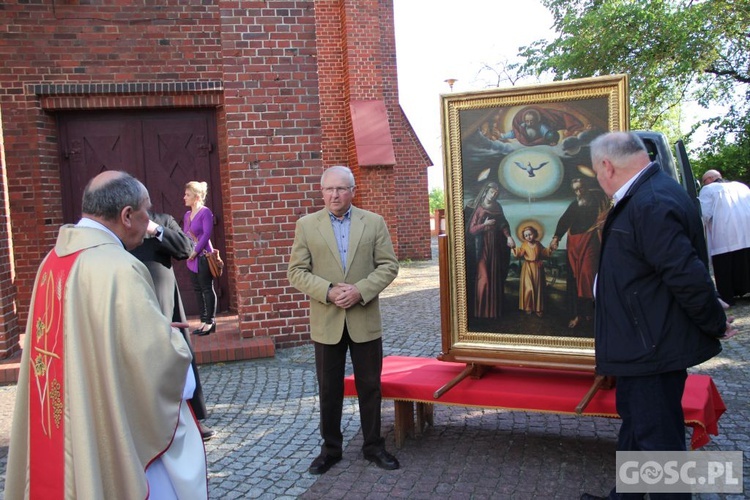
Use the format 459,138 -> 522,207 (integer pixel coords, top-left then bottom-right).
691,118 -> 750,185
428,187 -> 445,213
519,0 -> 750,166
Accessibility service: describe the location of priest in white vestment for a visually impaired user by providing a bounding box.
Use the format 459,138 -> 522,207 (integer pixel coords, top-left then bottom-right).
699,169 -> 750,304
4,171 -> 207,499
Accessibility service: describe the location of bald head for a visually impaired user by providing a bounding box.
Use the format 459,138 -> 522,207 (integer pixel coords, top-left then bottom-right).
81,171 -> 151,249
702,169 -> 722,186
590,132 -> 651,197
87,170 -> 124,191
82,171 -> 149,220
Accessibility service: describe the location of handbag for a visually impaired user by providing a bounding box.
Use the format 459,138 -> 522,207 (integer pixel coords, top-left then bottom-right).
188,229 -> 224,278
204,249 -> 224,278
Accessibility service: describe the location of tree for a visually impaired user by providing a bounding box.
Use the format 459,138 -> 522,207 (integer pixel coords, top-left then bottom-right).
476,58 -> 526,89
428,187 -> 445,213
519,0 -> 750,179
691,120 -> 750,184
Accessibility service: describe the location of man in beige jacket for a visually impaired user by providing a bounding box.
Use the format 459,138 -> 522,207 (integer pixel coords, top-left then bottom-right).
288,166 -> 399,475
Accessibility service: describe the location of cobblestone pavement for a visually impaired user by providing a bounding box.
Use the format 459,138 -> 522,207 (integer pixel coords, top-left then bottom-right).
0,239 -> 748,498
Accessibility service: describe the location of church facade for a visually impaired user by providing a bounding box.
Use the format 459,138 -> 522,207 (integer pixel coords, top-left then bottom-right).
0,0 -> 433,362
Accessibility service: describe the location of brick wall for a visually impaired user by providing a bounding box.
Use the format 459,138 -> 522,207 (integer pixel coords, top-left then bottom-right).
0,1 -> 227,358
376,0 -> 432,259
0,0 -> 432,355
0,106 -> 20,359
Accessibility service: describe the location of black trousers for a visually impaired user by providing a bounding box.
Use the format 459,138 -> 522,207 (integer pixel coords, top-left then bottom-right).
189,255 -> 217,323
712,248 -> 750,304
314,326 -> 384,457
180,329 -> 208,420
608,370 -> 690,500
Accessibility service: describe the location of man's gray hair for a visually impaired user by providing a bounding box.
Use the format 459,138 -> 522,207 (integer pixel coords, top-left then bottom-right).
321,165 -> 356,187
590,132 -> 647,164
82,171 -> 148,220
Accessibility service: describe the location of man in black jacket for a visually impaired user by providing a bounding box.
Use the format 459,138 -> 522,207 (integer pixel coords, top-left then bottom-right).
131,211 -> 215,441
581,132 -> 737,500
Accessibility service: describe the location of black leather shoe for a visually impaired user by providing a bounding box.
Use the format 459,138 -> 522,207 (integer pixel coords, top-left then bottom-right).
199,423 -> 215,442
308,454 -> 341,475
580,494 -> 607,500
364,449 -> 400,470
197,321 -> 216,336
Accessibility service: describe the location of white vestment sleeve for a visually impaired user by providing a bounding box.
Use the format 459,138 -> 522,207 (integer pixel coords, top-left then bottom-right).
145,370 -> 207,499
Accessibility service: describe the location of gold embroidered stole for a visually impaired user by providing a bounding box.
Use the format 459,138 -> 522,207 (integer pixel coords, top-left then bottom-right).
29,249 -> 83,499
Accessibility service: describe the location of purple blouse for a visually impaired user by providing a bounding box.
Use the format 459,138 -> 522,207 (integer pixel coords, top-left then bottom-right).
183,207 -> 214,273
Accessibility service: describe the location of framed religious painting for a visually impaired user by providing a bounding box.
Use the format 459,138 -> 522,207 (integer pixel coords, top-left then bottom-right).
438,74 -> 629,372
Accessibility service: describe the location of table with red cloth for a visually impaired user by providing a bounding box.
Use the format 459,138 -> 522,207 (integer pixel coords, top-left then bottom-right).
343,356 -> 726,449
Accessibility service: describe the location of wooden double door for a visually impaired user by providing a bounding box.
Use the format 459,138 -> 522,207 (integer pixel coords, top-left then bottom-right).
57,108 -> 227,315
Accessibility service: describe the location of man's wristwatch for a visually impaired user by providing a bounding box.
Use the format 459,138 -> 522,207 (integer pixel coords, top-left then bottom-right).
154,225 -> 164,240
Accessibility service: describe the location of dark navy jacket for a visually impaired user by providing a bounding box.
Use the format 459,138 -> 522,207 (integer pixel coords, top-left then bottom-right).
594,163 -> 725,376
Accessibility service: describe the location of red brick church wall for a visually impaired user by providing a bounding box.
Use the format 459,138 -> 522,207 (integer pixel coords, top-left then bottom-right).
0,0 -> 432,356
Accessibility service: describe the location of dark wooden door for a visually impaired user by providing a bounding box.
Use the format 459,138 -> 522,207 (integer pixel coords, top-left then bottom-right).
57,109 -> 227,315
58,116 -> 145,220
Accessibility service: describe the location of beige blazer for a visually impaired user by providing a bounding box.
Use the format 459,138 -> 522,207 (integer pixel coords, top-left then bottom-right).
288,206 -> 399,344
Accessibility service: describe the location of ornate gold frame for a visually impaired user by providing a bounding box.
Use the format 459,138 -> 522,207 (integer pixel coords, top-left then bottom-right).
439,75 -> 629,371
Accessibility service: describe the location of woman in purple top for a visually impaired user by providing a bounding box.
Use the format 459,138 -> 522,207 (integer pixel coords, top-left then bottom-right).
183,181 -> 217,335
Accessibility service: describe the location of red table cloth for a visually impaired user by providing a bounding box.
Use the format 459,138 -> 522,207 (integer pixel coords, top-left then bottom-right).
344,356 -> 726,449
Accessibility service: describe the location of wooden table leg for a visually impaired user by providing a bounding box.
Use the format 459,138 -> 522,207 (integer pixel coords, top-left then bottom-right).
416,402 -> 434,434
575,375 -> 615,414
393,400 -> 415,449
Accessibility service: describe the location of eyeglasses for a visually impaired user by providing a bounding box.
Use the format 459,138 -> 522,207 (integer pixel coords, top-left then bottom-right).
322,186 -> 353,195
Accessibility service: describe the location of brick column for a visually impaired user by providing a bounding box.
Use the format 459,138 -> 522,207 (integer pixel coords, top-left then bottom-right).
0,105 -> 20,360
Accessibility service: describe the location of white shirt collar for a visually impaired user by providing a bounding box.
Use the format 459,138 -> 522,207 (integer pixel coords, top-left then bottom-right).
75,217 -> 123,248
613,162 -> 653,205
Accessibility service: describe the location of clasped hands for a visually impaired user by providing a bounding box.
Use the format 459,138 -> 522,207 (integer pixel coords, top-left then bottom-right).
549,236 -> 560,252
327,283 -> 362,309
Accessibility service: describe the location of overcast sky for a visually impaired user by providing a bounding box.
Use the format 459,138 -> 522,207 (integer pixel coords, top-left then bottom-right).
393,0 -> 555,191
